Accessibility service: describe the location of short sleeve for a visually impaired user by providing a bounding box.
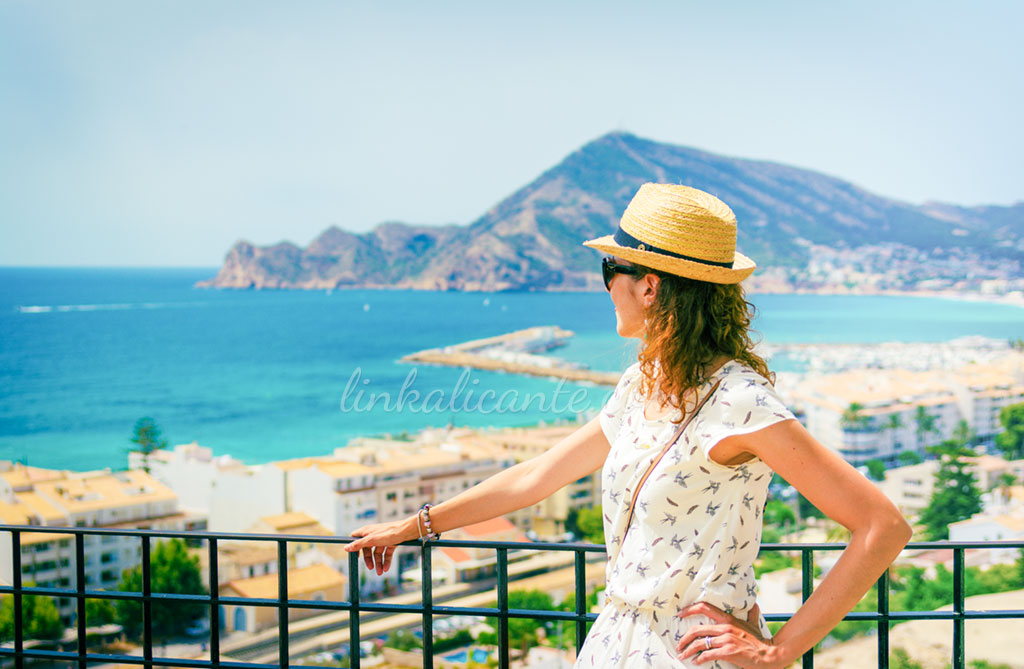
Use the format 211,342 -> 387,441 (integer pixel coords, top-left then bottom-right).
599,362 -> 642,445
696,370 -> 795,460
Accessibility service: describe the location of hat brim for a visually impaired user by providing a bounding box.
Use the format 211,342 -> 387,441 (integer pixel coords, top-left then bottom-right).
582,235 -> 755,284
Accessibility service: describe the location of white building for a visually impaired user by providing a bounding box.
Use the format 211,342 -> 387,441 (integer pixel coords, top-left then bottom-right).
0,462 -> 199,620
949,514 -> 1024,564
791,354 -> 1024,466
459,424 -> 603,540
131,442 -> 287,532
877,456 -> 1024,516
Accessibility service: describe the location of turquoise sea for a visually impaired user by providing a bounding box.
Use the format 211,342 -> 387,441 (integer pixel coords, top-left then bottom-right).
2,267 -> 1022,471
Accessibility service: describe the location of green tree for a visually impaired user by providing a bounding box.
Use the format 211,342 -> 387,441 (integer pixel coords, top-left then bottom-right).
918,442 -> 983,540
763,500 -> 797,528
840,403 -> 869,431
85,596 -> 118,626
116,539 -> 206,638
0,585 -> 65,642
864,458 -> 887,482
485,590 -> 554,656
953,419 -> 974,447
573,506 -> 605,544
130,417 -> 168,473
384,628 -> 421,652
885,413 -> 904,450
914,406 -> 939,450
897,450 -> 923,467
996,403 -> 1024,460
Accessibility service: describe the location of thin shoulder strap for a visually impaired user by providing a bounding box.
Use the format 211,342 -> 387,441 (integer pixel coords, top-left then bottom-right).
621,378 -> 722,537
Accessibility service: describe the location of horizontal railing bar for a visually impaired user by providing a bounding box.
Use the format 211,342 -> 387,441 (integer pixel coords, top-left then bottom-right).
4,523 -> 1021,552
0,524 -> 609,551
0,648 -> 279,669
2,592 -> 1019,620
763,609 -> 1024,622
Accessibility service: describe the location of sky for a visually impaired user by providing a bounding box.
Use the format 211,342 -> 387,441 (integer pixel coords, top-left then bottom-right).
1,0 -> 1022,267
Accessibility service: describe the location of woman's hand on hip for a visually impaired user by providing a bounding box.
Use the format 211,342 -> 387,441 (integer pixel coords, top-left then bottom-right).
344,517 -> 419,575
676,601 -> 784,668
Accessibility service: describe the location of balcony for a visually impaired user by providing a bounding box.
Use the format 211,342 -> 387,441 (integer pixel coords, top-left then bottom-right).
1,525 -> 1022,668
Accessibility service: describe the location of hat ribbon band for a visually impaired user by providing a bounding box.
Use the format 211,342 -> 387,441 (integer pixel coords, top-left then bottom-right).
613,227 -> 732,268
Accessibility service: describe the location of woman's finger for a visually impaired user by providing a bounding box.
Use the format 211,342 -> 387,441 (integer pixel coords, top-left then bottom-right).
675,624 -> 731,654
678,631 -> 722,661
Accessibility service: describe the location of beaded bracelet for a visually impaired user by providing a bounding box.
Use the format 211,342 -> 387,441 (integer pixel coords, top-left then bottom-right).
419,503 -> 441,541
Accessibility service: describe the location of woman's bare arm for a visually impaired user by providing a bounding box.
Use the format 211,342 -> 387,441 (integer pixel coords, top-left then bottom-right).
678,419 -> 912,667
344,416 -> 611,573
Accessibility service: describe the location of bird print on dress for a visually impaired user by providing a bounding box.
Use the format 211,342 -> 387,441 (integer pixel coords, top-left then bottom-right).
580,360 -> 796,668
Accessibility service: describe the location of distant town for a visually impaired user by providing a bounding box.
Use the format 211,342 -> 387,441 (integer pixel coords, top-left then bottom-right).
748,242 -> 1024,306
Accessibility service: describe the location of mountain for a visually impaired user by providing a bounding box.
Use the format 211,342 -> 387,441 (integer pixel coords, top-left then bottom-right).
197,132 -> 1021,291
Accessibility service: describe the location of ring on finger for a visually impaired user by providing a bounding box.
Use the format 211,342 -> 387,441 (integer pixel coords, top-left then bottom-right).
703,636 -> 713,651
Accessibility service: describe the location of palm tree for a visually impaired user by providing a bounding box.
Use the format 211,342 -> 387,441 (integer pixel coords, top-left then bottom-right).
953,419 -> 974,448
914,406 -> 939,451
886,412 -> 904,453
841,403 -> 869,431
130,417 -> 168,474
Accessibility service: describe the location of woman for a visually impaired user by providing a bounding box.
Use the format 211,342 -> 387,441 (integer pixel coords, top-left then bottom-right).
346,184 -> 911,668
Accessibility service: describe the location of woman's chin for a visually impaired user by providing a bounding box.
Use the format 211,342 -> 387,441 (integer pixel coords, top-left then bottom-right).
615,321 -> 641,339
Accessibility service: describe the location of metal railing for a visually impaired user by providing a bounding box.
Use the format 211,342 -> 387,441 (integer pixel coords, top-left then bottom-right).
1,525 -> 1022,669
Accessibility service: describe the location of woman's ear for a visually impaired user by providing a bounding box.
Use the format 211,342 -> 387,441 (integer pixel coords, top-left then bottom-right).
640,273 -> 660,307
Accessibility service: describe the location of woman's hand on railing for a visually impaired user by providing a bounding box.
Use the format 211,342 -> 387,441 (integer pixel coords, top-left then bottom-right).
345,516 -> 420,575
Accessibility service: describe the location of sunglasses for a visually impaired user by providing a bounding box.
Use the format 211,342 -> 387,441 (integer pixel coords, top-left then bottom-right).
601,256 -> 643,290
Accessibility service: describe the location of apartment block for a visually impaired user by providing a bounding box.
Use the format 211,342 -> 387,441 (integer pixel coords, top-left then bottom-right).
0,462 -> 199,620
791,353 -> 1024,466
459,424 -> 602,540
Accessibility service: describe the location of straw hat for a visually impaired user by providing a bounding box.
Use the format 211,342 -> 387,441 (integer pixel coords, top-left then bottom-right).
582,183 -> 755,284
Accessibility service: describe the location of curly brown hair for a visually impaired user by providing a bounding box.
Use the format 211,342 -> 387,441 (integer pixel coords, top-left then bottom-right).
631,264 -> 775,421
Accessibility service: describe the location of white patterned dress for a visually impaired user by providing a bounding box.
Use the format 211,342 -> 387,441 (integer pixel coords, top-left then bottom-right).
574,361 -> 796,669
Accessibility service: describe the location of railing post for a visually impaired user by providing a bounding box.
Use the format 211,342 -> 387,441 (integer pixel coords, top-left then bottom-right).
421,542 -> 433,669
953,547 -> 965,669
278,539 -> 289,669
575,548 -> 587,655
11,530 -> 23,669
76,532 -> 88,669
877,568 -> 890,669
801,548 -> 814,669
497,547 -> 509,669
141,535 -> 152,668
208,537 -> 220,668
348,551 -> 361,669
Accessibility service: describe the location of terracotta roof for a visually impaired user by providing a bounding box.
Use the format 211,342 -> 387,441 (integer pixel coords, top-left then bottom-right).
31,470 -> 177,512
461,517 -> 519,537
222,563 -> 344,599
218,542 -> 278,566
261,512 -> 319,531
272,457 -> 321,472
19,531 -> 73,546
0,465 -> 65,488
438,546 -> 473,564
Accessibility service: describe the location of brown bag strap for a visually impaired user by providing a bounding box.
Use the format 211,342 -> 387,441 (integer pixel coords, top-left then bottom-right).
622,379 -> 722,537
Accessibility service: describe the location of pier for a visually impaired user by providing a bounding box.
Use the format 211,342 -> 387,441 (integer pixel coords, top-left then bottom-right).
401,326 -> 622,386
